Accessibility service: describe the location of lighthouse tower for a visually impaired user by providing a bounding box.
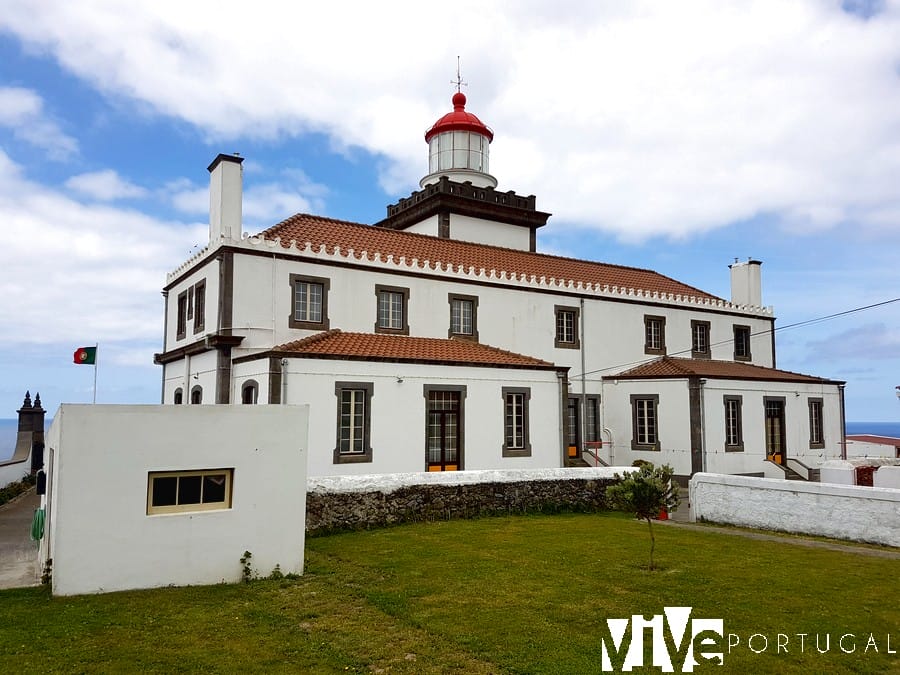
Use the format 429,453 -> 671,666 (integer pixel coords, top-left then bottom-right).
375,91 -> 550,252
420,92 -> 497,189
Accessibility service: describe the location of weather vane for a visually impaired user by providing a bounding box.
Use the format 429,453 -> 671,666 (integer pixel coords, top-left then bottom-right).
452,55 -> 467,93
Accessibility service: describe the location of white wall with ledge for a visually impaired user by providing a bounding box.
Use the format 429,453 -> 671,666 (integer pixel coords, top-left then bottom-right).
42,404 -> 308,596
874,465 -> 900,489
690,472 -> 900,547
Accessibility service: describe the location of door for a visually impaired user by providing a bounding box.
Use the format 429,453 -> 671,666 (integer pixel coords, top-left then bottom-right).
764,398 -> 786,464
426,390 -> 461,471
566,397 -> 580,458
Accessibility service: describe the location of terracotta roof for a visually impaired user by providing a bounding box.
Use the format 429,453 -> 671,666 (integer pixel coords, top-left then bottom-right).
425,92 -> 494,142
610,356 -> 843,384
846,435 -> 900,446
264,330 -> 559,369
259,214 -> 722,301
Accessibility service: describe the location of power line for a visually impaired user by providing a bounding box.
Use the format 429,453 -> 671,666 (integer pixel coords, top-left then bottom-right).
572,296 -> 900,379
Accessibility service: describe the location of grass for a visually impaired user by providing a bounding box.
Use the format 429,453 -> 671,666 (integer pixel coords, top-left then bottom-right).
1,512 -> 898,673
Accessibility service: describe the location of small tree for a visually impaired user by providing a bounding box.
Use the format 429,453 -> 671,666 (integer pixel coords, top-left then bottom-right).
606,462 -> 680,570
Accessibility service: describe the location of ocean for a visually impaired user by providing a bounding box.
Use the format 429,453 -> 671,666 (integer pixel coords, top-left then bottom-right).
1,417 -> 898,463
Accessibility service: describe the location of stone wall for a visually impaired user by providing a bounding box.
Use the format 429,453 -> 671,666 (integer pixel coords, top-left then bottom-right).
306,468 -> 625,535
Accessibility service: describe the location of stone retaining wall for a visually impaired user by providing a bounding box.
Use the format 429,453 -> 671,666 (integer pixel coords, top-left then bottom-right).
306,468 -> 625,535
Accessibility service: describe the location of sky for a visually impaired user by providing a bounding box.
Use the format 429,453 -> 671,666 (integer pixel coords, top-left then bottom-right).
0,0 -> 898,423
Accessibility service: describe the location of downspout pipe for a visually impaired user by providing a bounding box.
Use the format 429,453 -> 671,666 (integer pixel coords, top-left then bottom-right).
579,298 -> 587,459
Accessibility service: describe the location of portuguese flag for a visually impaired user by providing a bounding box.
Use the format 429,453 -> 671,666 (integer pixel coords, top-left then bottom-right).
73,346 -> 97,365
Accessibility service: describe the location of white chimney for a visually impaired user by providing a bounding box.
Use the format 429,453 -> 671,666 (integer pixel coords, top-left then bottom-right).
729,259 -> 763,307
208,153 -> 243,243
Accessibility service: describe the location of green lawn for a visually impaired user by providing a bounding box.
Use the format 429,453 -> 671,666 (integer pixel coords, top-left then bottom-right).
1,513 -> 898,673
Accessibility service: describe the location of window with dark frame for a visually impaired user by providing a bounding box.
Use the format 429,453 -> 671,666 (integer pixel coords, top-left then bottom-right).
644,315 -> 666,355
147,469 -> 233,515
631,394 -> 660,451
502,387 -> 531,457
193,281 -> 206,334
173,388 -> 183,405
808,398 -> 825,449
724,395 -> 744,450
375,285 -> 409,335
241,380 -> 258,404
584,396 -> 601,444
190,386 -> 202,405
691,320 -> 711,358
334,382 -> 373,464
289,274 -> 330,330
176,291 -> 188,340
554,305 -> 580,349
448,294 -> 478,340
733,324 -> 751,361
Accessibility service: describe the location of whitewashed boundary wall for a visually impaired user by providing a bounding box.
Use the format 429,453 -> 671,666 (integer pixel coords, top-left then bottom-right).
43,405 -> 309,596
690,473 -> 900,547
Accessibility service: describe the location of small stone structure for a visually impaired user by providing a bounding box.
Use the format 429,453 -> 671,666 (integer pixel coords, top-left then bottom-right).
0,391 -> 44,488
306,468 -> 623,535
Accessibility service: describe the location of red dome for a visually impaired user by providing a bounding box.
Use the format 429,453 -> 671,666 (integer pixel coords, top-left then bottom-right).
424,92 -> 494,143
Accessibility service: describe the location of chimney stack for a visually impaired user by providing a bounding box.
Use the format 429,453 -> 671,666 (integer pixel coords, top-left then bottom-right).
729,259 -> 763,307
208,153 -> 244,243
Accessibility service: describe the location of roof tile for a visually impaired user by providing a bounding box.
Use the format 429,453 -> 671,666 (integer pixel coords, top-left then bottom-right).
272,330 -> 558,369
259,214 -> 721,301
611,356 -> 843,384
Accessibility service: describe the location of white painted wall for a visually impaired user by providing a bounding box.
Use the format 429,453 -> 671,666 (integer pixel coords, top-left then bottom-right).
847,438 -> 900,459
690,472 -> 900,547
449,214 -> 531,251
234,359 -> 563,477
42,404 -> 308,595
875,465 -> 900,489
0,432 -> 31,487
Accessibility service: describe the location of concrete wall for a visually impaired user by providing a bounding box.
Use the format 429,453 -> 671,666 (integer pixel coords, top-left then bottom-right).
690,472 -> 900,547
234,358 -> 564,477
0,433 -> 32,487
875,466 -> 900,489
847,439 -> 900,459
42,404 -> 308,595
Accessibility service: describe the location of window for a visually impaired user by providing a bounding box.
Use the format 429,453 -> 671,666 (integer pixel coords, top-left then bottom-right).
723,396 -> 743,451
173,388 -> 183,405
555,305 -> 580,349
289,274 -> 330,330
733,325 -> 751,361
448,294 -> 478,340
584,396 -> 601,444
241,380 -> 258,404
691,320 -> 711,358
644,315 -> 666,355
176,291 -> 188,340
334,382 -> 373,464
147,469 -> 233,515
808,398 -> 824,449
502,387 -> 531,457
190,385 -> 202,405
631,394 -> 660,451
193,281 -> 206,334
375,285 -> 409,335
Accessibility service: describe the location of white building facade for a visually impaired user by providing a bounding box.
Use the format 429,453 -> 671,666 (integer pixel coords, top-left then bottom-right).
154,93 -> 845,482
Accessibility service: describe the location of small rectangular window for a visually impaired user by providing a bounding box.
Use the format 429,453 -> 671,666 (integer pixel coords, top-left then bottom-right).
289,274 -> 330,330
644,315 -> 666,355
584,396 -> 601,443
147,469 -> 233,515
808,398 -> 825,449
631,395 -> 660,451
691,320 -> 711,358
733,325 -> 751,361
334,382 -> 374,464
193,281 -> 206,334
555,306 -> 580,349
723,395 -> 744,451
448,294 -> 478,340
375,285 -> 409,334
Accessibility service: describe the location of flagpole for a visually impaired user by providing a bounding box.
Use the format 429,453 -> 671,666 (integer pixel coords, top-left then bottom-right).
93,342 -> 98,404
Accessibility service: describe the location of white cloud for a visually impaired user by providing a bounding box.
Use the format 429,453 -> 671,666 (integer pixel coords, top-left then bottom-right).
65,169 -> 148,200
0,150 -> 202,346
0,86 -> 78,159
3,1 -> 899,240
